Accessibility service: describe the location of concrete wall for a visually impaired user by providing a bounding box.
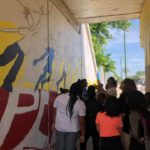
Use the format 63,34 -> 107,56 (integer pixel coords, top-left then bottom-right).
140,0 -> 150,91
0,0 -> 97,149
81,24 -> 97,84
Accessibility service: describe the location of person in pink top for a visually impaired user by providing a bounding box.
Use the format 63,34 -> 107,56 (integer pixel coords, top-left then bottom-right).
96,96 -> 124,150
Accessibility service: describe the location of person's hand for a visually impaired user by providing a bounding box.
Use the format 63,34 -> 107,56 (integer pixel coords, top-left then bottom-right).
80,135 -> 85,143
99,83 -> 103,89
139,137 -> 144,144
51,122 -> 55,131
94,83 -> 98,89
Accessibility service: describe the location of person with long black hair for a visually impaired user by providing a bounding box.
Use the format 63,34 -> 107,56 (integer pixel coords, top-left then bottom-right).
96,96 -> 124,150
118,78 -> 137,150
127,91 -> 150,150
80,85 -> 102,150
53,82 -> 86,150
97,77 -> 117,98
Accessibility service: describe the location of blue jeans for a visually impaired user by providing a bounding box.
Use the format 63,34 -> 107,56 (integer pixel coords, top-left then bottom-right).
56,130 -> 79,150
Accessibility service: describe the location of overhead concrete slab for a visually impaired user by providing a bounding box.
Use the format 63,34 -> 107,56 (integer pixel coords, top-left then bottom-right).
62,0 -> 145,23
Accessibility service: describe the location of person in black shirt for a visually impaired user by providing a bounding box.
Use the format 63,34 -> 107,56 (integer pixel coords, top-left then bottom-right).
80,85 -> 102,150
119,78 -> 137,150
81,79 -> 88,101
119,78 -> 137,133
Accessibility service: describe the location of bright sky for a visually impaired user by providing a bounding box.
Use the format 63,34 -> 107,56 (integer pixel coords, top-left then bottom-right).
105,19 -> 145,78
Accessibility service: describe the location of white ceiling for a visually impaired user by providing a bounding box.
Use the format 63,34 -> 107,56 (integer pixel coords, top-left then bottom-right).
62,0 -> 145,23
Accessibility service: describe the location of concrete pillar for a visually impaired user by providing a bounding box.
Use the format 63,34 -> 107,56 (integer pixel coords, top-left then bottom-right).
140,0 -> 150,91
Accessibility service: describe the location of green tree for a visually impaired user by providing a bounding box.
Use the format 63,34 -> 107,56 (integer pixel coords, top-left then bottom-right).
96,51 -> 116,73
129,71 -> 145,83
136,71 -> 145,76
110,21 -> 132,30
114,73 -> 122,83
110,21 -> 132,77
90,20 -> 132,75
123,67 -> 130,75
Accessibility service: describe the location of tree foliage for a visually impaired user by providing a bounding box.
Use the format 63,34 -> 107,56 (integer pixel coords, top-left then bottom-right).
129,71 -> 145,84
109,21 -> 132,31
90,20 -> 131,74
96,51 -> 116,73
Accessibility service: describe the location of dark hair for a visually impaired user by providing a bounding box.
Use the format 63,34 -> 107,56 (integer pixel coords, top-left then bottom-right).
123,78 -> 137,92
104,96 -> 120,117
66,82 -> 82,119
107,77 -> 117,87
127,91 -> 146,111
97,93 -> 106,106
87,85 -> 96,98
81,79 -> 87,84
127,91 -> 150,135
145,92 -> 150,100
98,93 -> 106,99
77,79 -> 81,84
60,88 -> 69,94
80,79 -> 87,88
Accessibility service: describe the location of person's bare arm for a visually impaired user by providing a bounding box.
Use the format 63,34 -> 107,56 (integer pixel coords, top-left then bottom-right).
79,116 -> 85,143
96,124 -> 99,133
118,127 -> 122,135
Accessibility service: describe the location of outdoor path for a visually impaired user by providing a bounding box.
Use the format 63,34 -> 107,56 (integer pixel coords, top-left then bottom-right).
76,138 -> 93,150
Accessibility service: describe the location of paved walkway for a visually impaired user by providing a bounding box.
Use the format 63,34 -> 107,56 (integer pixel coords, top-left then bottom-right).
76,138 -> 93,150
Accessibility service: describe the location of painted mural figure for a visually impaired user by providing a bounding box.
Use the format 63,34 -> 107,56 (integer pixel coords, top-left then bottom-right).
0,1 -> 44,92
33,47 -> 54,91
56,65 -> 67,90
0,42 -> 24,92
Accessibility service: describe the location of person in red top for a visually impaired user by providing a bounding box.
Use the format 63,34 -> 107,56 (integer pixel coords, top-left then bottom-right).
96,96 -> 124,150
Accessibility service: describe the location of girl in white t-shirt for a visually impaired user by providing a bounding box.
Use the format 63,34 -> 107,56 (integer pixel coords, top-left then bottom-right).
53,82 -> 86,150
98,77 -> 117,98
105,77 -> 117,97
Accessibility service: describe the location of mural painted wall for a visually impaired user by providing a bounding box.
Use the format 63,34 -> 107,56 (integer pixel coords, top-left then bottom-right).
0,0 -> 97,149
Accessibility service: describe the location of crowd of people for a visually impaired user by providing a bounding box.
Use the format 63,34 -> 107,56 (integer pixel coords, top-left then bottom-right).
52,77 -> 150,150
